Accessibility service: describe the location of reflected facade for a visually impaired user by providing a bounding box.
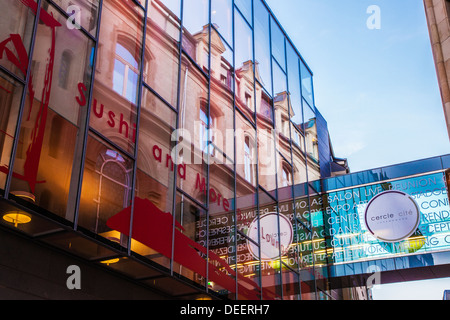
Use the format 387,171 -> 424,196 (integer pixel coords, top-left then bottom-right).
0,0 -> 347,300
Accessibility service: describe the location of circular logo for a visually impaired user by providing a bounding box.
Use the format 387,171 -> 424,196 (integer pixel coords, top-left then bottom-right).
247,213 -> 293,261
364,190 -> 420,243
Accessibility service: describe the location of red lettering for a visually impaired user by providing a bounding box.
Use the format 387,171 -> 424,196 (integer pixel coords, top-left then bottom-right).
166,154 -> 174,171
132,123 -> 137,143
195,173 -> 230,212
107,111 -> 115,127
76,82 -> 87,106
209,188 -> 217,203
223,199 -> 230,212
178,163 -> 186,181
153,145 -> 162,162
196,173 -> 207,194
119,113 -> 129,138
93,99 -> 104,118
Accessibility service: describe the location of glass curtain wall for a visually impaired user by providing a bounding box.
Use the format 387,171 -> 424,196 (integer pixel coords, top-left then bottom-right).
0,0 -> 324,300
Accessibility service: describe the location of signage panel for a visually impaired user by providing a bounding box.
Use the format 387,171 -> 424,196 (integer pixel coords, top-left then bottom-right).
200,172 -> 450,275
364,190 -> 421,243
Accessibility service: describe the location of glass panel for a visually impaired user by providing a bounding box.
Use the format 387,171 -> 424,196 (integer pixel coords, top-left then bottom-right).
273,61 -> 289,161
9,1 -> 95,220
91,0 -> 144,154
131,87 -> 177,269
236,112 -> 256,188
160,0 -> 181,18
256,84 -> 273,123
303,102 -> 320,181
236,234 -> 262,300
273,59 -> 287,98
210,77 -> 234,165
257,118 -> 277,193
271,18 -> 285,71
145,0 -> 180,108
210,28 -> 234,93
211,0 -> 233,46
301,61 -> 313,107
282,266 -> 300,300
235,9 -> 255,121
235,0 -> 252,25
293,191 -> 311,230
174,193 -> 207,288
52,0 -> 100,35
177,54 -> 208,205
237,206 -> 264,299
78,134 -> 134,245
442,155 -> 450,169
208,155 -> 235,299
254,0 -> 271,91
284,198 -> 304,269
182,0 -> 209,68
234,113 -> 262,300
286,43 -> 302,126
381,157 -> 443,180
278,159 -> 293,196
0,73 -> 23,190
258,189 -> 281,299
298,220 -> 315,298
0,0 -> 36,79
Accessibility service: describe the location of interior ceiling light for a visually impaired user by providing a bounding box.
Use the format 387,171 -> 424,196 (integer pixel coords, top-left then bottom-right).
100,258 -> 120,265
3,212 -> 31,228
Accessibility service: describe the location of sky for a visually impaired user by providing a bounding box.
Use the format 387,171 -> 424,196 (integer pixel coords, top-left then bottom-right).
265,0 -> 450,173
264,0 -> 450,300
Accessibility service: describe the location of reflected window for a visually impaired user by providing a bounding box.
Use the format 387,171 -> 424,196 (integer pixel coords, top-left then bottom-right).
95,152 -> 131,234
281,164 -> 291,187
199,104 -> 210,151
244,136 -> 255,184
58,50 -> 73,89
292,126 -> 304,149
113,43 -> 139,103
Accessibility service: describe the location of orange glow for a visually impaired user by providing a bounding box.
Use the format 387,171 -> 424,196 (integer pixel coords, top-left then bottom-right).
3,212 -> 31,227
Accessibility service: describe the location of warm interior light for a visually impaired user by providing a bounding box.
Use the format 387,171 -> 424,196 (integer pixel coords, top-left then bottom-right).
196,297 -> 212,301
3,212 -> 32,227
100,258 -> 120,265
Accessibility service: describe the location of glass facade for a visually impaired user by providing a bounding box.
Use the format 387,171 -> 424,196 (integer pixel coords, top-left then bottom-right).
0,0 -> 326,300
8,0 -> 449,302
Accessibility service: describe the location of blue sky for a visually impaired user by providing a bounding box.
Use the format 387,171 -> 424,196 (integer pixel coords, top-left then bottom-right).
265,0 -> 450,173
264,0 -> 450,300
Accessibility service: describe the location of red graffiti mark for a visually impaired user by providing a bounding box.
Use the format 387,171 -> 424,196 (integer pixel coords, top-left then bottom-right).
107,198 -> 278,300
0,34 -> 35,120
18,0 -> 61,28
0,3 -> 61,194
0,34 -> 29,75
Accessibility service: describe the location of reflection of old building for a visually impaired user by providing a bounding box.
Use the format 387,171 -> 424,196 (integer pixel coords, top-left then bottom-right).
0,0 -> 348,300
